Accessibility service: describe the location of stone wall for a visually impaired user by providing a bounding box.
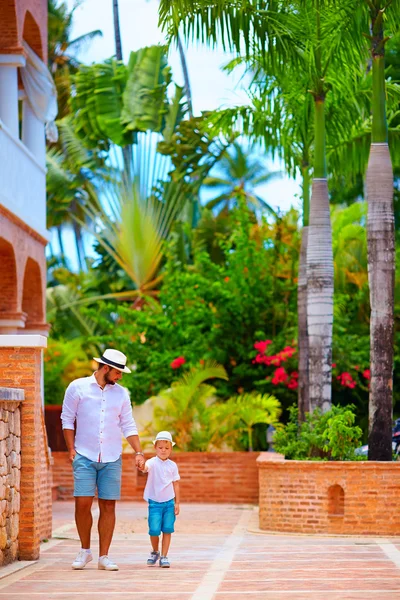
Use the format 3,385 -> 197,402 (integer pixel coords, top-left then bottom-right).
0,387 -> 23,566
53,451 -> 260,504
258,453 -> 400,536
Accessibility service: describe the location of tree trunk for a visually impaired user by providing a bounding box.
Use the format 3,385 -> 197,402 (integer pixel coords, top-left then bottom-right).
366,143 -> 395,463
367,143 -> 394,461
298,225 -> 309,420
366,10 -> 395,460
307,99 -> 333,413
112,0 -> 123,61
177,33 -> 193,118
298,164 -> 310,420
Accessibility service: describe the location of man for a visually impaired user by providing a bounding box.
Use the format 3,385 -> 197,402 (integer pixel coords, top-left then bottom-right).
61,348 -> 145,571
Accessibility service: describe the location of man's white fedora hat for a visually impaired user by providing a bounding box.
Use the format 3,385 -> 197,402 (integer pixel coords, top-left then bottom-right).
93,349 -> 131,373
153,431 -> 176,446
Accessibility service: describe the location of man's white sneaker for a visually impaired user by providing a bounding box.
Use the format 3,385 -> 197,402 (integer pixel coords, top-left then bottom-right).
98,555 -> 119,571
72,550 -> 93,570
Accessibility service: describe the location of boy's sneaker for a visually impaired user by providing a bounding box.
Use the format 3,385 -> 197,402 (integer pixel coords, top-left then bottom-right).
98,555 -> 119,571
72,549 -> 93,570
159,556 -> 170,568
147,550 -> 160,566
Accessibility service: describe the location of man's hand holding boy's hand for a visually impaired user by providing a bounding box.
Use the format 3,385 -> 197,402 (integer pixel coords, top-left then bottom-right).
135,454 -> 145,470
174,502 -> 180,516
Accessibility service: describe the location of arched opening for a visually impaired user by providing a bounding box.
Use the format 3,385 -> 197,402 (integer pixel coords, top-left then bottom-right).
0,238 -> 18,313
22,257 -> 43,324
328,484 -> 345,517
22,10 -> 43,59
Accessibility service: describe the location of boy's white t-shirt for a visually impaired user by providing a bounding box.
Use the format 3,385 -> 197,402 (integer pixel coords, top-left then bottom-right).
143,456 -> 180,502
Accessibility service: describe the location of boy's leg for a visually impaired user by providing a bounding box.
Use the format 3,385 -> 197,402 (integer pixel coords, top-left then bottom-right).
150,536 -> 160,552
161,533 -> 171,557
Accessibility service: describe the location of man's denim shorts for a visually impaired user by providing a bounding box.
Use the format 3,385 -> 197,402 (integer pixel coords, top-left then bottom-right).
148,498 -> 176,536
72,453 -> 122,500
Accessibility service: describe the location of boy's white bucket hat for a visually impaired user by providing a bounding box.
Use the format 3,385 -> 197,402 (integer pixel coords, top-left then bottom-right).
93,348 -> 131,373
153,431 -> 176,446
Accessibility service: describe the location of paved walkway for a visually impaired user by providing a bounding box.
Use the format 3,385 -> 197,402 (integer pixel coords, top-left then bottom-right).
2,501 -> 400,599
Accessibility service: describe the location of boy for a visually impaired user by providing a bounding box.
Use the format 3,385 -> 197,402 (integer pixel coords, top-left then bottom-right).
141,431 -> 180,568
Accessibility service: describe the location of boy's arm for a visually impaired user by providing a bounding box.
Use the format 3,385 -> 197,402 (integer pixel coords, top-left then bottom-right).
173,481 -> 180,515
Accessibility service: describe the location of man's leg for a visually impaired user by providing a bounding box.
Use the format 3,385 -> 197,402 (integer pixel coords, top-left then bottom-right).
98,499 -> 116,557
75,496 -> 94,549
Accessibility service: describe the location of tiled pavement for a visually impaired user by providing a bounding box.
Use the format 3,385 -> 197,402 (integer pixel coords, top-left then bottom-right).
2,501 -> 400,599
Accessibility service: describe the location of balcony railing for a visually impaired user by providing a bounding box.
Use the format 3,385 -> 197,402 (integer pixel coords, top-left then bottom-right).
0,119 -> 47,240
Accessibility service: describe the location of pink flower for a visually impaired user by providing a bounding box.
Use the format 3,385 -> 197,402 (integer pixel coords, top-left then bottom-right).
171,356 -> 186,369
254,340 -> 272,354
363,369 -> 371,380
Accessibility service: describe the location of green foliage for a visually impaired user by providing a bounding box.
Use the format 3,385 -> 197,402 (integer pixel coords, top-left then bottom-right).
44,338 -> 93,405
273,405 -> 363,461
151,364 -> 280,451
89,204 -> 300,407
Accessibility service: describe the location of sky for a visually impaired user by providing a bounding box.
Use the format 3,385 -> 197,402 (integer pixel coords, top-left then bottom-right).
57,0 -> 302,263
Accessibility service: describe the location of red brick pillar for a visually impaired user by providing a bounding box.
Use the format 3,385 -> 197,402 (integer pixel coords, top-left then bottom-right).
0,335 -> 48,560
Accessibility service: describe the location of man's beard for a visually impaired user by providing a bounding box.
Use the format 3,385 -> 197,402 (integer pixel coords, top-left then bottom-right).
105,373 -> 116,385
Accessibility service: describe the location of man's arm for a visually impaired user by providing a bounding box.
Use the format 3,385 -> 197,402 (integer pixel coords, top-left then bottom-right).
126,435 -> 145,469
173,481 -> 180,515
61,382 -> 79,463
63,429 -> 76,463
120,391 -> 144,468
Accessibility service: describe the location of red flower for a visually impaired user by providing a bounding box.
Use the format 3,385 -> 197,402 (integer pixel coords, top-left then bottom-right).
287,379 -> 298,390
337,372 -> 356,389
171,356 -> 186,369
354,365 -> 359,371
254,340 -> 272,353
363,369 -> 371,380
332,363 -> 336,368
224,276 -> 230,282
271,367 -> 288,385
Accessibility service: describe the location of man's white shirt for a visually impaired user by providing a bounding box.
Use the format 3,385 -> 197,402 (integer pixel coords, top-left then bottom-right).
143,456 -> 180,502
61,373 -> 138,462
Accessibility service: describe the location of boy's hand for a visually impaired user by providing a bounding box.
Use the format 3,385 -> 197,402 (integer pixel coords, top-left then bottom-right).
135,454 -> 145,470
174,502 -> 180,516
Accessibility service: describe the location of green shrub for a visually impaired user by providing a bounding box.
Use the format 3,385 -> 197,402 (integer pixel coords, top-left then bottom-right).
273,404 -> 363,461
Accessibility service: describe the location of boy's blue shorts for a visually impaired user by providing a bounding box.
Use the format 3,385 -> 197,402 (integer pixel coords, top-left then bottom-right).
148,498 -> 176,536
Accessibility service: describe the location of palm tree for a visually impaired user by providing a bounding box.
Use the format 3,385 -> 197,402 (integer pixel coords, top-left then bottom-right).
158,0 -> 368,414
203,142 -> 280,217
153,361 -> 228,450
362,0 -> 399,461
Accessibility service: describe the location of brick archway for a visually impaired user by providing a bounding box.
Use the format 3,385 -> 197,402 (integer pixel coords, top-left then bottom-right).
0,237 -> 18,314
22,9 -> 43,59
22,256 -> 44,326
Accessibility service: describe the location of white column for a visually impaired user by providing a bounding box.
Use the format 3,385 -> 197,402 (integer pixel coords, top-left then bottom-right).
0,54 -> 26,138
22,99 -> 46,166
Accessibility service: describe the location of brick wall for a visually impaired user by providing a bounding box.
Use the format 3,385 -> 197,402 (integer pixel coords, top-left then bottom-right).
53,451 -> 260,504
0,344 -> 51,559
0,1 -> 47,62
0,389 -> 23,566
258,453 -> 400,535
